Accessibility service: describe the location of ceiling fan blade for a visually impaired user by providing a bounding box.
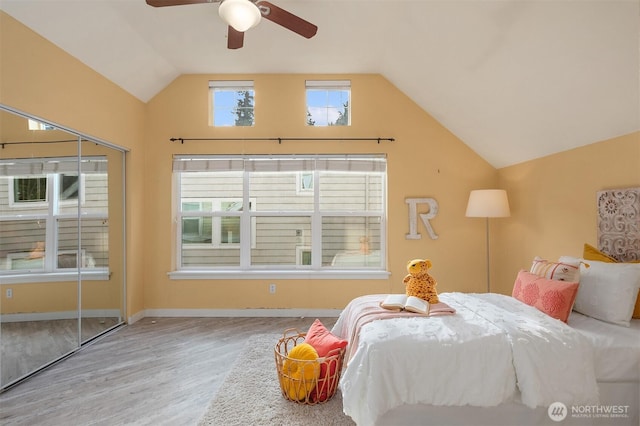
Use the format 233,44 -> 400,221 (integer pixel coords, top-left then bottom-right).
146,0 -> 215,7
256,1 -> 317,39
227,26 -> 244,49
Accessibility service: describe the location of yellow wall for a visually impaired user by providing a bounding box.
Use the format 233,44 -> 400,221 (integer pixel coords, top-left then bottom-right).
0,12 -> 146,319
143,74 -> 495,310
495,132 -> 640,295
4,12 -> 636,317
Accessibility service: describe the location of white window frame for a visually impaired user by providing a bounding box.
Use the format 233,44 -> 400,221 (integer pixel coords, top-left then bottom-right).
8,175 -> 48,207
170,155 -> 389,280
6,248 -> 90,270
0,157 -> 109,282
180,197 -> 257,250
296,246 -> 312,266
28,119 -> 56,131
8,174 -> 85,208
305,80 -> 351,126
296,171 -> 314,194
209,80 -> 255,127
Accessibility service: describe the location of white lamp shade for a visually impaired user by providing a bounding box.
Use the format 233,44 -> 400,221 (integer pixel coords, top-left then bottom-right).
219,0 -> 262,32
465,189 -> 511,218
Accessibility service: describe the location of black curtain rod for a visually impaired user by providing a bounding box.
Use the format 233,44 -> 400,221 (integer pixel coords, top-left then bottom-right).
170,137 -> 395,144
1,139 -> 81,149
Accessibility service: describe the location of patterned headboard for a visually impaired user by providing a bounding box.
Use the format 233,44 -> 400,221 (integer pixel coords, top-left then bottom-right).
597,187 -> 640,262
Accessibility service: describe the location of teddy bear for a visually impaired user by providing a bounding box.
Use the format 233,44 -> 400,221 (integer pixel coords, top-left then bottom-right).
403,258 -> 440,304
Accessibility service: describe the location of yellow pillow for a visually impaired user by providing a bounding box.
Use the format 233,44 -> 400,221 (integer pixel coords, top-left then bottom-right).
583,243 -> 618,263
583,244 -> 640,319
281,343 -> 320,401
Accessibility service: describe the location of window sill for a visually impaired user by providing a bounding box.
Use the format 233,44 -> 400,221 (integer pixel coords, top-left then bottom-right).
168,270 -> 391,280
0,270 -> 110,285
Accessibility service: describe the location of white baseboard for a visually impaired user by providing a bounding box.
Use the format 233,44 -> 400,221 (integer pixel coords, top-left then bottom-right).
141,308 -> 342,319
1,309 -> 122,323
127,310 -> 145,325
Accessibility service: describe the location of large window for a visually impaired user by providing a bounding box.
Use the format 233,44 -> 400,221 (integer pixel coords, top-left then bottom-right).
0,157 -> 108,274
210,80 -> 255,127
306,80 -> 350,126
173,155 -> 386,274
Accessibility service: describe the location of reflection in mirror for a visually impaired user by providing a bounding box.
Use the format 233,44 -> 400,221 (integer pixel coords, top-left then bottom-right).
79,138 -> 124,343
0,107 -> 126,390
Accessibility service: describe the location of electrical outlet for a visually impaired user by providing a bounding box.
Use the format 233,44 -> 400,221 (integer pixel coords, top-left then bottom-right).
6,288 -> 13,299
269,283 -> 276,294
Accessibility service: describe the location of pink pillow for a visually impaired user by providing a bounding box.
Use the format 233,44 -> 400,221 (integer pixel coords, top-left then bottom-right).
512,270 -> 579,323
305,319 -> 347,402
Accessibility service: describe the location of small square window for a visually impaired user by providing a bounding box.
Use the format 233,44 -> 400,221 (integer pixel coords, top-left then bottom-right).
27,119 -> 56,131
306,80 -> 350,126
210,80 -> 255,127
297,246 -> 312,266
60,174 -> 79,201
13,177 -> 47,203
297,172 -> 314,193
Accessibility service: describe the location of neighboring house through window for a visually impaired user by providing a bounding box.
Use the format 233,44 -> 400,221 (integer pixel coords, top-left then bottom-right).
0,157 -> 109,275
172,154 -> 386,277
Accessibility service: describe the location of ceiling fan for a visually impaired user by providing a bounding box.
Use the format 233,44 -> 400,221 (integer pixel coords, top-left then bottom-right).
145,0 -> 318,49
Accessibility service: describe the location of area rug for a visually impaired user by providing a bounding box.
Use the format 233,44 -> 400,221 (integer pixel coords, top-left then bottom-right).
198,334 -> 356,426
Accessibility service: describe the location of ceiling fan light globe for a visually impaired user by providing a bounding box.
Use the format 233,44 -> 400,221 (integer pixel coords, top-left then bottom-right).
219,0 -> 262,32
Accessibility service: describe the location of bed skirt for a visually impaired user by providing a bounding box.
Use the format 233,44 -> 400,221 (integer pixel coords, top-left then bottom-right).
376,381 -> 639,426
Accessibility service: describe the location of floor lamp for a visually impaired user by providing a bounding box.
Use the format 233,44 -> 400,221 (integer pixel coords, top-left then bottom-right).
465,189 -> 511,293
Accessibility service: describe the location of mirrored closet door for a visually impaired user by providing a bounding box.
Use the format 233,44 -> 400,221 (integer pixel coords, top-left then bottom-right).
0,106 -> 126,390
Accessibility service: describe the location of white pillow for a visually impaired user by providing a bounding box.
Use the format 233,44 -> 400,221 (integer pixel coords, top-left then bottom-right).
573,260 -> 640,326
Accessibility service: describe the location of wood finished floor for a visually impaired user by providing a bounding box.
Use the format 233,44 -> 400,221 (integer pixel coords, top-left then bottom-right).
0,316 -> 337,426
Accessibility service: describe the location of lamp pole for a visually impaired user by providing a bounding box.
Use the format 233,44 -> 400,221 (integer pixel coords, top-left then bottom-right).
485,217 -> 490,293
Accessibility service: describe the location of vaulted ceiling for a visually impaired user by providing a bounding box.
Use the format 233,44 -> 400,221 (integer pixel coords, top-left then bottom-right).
1,0 -> 638,168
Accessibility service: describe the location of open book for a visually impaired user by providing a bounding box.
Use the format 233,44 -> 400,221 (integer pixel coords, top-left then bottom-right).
380,294 -> 430,315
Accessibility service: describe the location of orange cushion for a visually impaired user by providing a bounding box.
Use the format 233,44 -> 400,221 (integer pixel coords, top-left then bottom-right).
512,270 -> 579,323
583,244 -> 640,319
305,319 -> 347,356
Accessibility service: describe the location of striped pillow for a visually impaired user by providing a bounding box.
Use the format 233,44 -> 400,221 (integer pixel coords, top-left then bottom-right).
530,256 -> 581,282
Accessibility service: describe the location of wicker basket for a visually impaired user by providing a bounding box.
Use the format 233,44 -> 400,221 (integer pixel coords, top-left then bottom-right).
274,328 -> 346,405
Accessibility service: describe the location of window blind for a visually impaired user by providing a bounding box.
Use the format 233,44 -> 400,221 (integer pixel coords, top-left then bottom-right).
305,80 -> 351,90
209,80 -> 254,91
0,156 -> 107,176
173,155 -> 386,173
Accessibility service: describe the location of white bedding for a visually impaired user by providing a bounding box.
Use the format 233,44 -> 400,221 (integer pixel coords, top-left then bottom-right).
332,292 -> 600,426
568,311 -> 640,382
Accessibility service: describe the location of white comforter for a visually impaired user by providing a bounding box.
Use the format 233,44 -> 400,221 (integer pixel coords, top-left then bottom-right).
332,293 -> 599,426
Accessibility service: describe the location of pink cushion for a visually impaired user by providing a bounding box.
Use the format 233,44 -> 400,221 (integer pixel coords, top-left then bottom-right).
305,319 -> 347,402
512,270 -> 579,323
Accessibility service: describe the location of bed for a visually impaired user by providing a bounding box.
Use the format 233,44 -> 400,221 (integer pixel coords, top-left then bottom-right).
331,292 -> 639,426
331,188 -> 640,425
